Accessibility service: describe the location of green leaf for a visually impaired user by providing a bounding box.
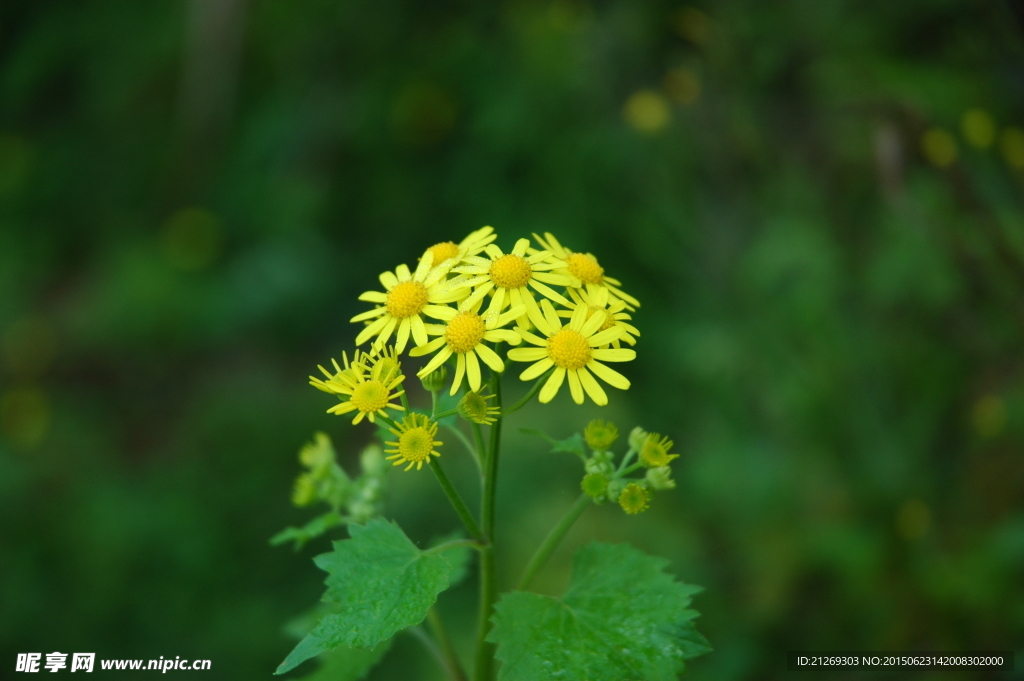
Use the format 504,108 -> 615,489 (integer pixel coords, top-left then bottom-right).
520,428 -> 586,460
270,511 -> 344,550
292,640 -> 391,681
275,518 -> 458,675
490,543 -> 711,681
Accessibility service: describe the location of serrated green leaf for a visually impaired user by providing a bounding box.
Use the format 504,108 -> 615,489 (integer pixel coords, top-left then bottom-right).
276,518 -> 457,675
521,428 -> 587,460
490,542 -> 711,681
291,640 -> 391,681
270,510 -> 344,550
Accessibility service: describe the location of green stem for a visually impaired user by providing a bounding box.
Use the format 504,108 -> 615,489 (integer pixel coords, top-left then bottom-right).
434,408 -> 460,420
472,423 -> 487,481
430,459 -> 484,542
616,446 -> 637,473
474,370 -> 502,681
407,626 -> 452,681
428,607 -> 468,681
399,389 -> 411,412
444,423 -> 482,472
517,494 -> 591,591
501,372 -> 550,416
620,461 -> 645,477
424,538 -> 485,556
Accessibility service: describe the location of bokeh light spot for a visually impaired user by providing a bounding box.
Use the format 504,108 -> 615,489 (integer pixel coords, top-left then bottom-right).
663,67 -> 701,106
920,127 -> 957,168
999,126 -> 1024,169
0,386 -> 49,449
896,499 -> 930,540
972,394 -> 1006,438
623,90 -> 670,134
671,6 -> 713,46
961,109 -> 995,149
161,207 -> 223,271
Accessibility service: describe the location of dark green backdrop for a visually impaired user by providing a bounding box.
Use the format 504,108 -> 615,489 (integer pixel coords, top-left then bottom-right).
2,1 -> 1023,679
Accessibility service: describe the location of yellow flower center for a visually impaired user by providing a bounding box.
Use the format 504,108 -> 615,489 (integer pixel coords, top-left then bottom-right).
445,312 -> 486,353
350,380 -> 389,413
547,328 -> 592,369
398,427 -> 434,463
386,280 -> 429,319
427,241 -> 460,265
489,254 -> 532,289
566,253 -> 604,284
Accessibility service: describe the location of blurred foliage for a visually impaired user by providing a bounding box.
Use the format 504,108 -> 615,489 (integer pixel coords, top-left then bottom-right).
2,0 -> 1024,679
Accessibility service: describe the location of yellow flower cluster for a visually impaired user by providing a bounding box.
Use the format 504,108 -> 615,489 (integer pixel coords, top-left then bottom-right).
312,227 -> 642,468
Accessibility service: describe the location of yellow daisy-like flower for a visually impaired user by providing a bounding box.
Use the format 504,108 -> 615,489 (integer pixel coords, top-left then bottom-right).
507,299 -> 636,406
310,348 -> 406,425
640,433 -> 678,467
409,299 -> 523,395
560,286 -> 639,348
420,226 -> 497,270
532,232 -> 640,310
452,238 -> 578,330
351,252 -> 470,354
384,413 -> 442,471
618,482 -> 650,514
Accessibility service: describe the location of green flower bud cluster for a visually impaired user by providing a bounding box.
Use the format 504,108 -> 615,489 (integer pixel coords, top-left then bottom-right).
292,432 -> 388,522
574,421 -> 678,514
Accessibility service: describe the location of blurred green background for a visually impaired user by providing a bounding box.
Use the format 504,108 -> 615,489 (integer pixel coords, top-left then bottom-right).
3,0 -> 1024,679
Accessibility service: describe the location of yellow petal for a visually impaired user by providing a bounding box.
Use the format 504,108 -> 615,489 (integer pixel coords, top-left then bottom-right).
466,350 -> 482,392
591,348 -> 635,362
577,366 -> 608,406
508,347 -> 547,362
587,360 -> 630,389
567,369 -> 584,404
538,367 -> 566,403
475,344 -> 505,373
450,353 -> 466,396
519,357 -> 553,381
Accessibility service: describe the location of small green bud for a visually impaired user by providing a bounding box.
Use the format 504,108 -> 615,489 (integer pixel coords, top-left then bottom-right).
348,499 -> 376,524
299,432 -> 335,473
419,364 -> 448,393
618,482 -> 650,514
360,443 -> 388,478
581,473 -> 609,500
628,426 -> 649,452
584,419 -> 619,451
458,391 -> 499,424
645,465 -> 676,490
585,454 -> 615,476
291,473 -> 317,507
606,478 -> 627,503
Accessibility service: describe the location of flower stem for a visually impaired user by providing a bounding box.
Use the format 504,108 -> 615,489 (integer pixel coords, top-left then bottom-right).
430,459 -> 484,542
444,423 -> 482,472
427,607 -> 468,681
516,493 -> 590,591
501,371 -> 550,416
474,370 -> 502,681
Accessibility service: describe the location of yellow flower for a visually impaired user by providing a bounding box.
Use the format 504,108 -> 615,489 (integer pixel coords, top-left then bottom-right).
618,482 -> 650,514
532,232 -> 640,310
507,300 -> 635,406
640,433 -> 678,467
384,413 -> 442,471
421,226 -> 497,270
310,348 -> 406,425
409,299 -> 523,395
452,238 -> 578,330
560,286 -> 639,348
351,252 -> 470,354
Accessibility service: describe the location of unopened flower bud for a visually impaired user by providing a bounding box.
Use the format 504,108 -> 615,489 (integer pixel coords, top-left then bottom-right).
628,426 -> 649,452
584,419 -> 619,451
299,432 -> 335,473
458,391 -> 499,424
581,473 -> 609,500
585,455 -> 615,476
606,478 -> 627,503
419,364 -> 448,393
291,473 -> 317,507
645,465 -> 676,490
